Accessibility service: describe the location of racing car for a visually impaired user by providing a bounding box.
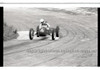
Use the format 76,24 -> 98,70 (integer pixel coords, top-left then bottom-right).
29,25 -> 60,40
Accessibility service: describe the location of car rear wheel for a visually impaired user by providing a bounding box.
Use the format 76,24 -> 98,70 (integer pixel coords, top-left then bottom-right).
37,31 -> 40,37
56,26 -> 59,37
37,26 -> 40,37
52,29 -> 56,40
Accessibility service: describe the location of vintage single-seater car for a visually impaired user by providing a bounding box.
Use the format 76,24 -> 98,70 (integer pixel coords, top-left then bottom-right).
29,25 -> 60,40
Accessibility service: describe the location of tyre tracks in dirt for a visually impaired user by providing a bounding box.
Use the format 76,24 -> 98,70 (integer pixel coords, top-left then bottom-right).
4,22 -> 97,66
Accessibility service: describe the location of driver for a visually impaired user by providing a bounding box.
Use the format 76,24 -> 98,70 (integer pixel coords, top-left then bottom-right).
39,19 -> 50,30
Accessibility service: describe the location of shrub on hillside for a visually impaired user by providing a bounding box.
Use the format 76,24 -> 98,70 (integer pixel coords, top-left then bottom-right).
3,23 -> 18,41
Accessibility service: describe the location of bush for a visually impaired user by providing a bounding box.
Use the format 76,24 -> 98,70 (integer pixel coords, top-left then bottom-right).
3,23 -> 19,41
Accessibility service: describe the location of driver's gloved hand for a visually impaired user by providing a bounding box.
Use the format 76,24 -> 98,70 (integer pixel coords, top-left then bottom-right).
47,27 -> 49,30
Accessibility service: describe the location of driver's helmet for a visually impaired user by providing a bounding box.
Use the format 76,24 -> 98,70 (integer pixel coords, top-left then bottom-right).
40,19 -> 45,23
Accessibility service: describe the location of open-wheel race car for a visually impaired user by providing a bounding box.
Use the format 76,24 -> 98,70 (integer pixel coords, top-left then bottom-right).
29,25 -> 60,40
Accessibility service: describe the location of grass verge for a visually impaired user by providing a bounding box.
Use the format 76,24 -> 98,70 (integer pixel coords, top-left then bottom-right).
3,23 -> 19,41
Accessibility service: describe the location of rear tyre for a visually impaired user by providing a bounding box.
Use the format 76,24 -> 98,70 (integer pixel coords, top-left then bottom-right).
37,31 -> 40,37
52,29 -> 55,40
37,26 -> 40,37
56,26 -> 59,37
29,28 -> 34,40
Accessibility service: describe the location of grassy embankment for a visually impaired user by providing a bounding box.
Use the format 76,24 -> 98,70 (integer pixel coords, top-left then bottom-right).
3,23 -> 18,41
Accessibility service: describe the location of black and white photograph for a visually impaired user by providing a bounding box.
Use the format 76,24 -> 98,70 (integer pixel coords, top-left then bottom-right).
3,7 -> 98,66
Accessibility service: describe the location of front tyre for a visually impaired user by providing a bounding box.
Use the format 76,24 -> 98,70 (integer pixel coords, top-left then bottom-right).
52,29 -> 55,40
29,28 -> 34,40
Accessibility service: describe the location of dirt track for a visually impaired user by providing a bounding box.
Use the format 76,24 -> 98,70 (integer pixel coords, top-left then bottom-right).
4,8 -> 97,66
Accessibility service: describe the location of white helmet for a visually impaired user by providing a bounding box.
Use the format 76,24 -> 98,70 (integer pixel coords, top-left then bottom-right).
40,19 -> 44,23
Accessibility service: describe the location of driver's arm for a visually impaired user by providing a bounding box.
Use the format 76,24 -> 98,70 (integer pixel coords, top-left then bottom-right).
47,23 -> 50,27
